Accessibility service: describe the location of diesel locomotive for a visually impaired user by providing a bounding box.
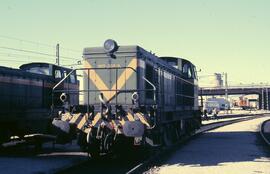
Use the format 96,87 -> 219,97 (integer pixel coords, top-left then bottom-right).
52,40 -> 201,157
0,63 -> 79,144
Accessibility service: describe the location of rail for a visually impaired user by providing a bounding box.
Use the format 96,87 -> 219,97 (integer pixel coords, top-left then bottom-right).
260,119 -> 270,146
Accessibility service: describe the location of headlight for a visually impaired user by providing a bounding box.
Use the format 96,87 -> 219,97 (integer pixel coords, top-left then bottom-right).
60,93 -> 68,103
103,39 -> 118,54
131,92 -> 139,102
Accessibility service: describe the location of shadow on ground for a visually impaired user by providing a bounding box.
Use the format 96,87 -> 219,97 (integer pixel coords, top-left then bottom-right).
163,131 -> 270,167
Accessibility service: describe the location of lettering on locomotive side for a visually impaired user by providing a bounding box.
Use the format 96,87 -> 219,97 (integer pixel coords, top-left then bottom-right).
97,64 -> 121,68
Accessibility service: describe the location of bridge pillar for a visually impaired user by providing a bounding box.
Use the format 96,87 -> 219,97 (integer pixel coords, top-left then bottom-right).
258,94 -> 261,109
259,89 -> 270,110
266,88 -> 269,110
259,94 -> 263,110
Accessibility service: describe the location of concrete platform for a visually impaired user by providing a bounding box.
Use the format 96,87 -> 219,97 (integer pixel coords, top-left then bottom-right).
148,116 -> 270,174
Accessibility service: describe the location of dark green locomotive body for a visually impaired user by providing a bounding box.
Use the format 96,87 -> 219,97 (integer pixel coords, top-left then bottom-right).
0,63 -> 79,143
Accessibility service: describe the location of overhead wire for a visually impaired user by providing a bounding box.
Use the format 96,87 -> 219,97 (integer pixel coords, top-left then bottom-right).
0,35 -> 81,53
0,52 -> 55,62
0,46 -> 81,61
0,35 -> 82,68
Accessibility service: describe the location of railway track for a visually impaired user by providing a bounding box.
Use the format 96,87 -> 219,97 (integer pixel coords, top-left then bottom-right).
127,114 -> 267,174
260,118 -> 270,146
55,114 -> 266,174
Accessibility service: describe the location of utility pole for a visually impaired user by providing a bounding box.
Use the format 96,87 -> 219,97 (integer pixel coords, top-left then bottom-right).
224,72 -> 228,113
56,43 -> 60,66
225,73 -> 228,101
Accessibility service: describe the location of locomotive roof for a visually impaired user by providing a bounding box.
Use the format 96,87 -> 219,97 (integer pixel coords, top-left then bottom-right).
160,56 -> 194,66
0,62 -> 73,80
83,46 -> 194,66
19,62 -> 73,70
83,45 -> 196,77
0,64 -> 54,80
83,45 -> 139,56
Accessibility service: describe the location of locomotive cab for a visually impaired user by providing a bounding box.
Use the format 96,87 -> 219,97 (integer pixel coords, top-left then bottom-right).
20,62 -> 79,107
20,62 -> 78,82
160,57 -> 198,80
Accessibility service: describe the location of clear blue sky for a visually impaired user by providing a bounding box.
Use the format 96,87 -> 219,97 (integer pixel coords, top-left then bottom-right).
0,0 -> 269,85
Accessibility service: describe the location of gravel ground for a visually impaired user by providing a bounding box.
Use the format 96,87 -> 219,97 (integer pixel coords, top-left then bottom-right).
148,116 -> 270,174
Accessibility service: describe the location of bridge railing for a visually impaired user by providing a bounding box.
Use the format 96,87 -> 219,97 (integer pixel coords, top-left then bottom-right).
200,85 -> 270,90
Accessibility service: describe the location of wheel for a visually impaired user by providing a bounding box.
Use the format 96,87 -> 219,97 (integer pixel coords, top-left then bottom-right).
162,125 -> 173,146
86,130 -> 100,159
77,131 -> 88,151
0,128 -> 11,144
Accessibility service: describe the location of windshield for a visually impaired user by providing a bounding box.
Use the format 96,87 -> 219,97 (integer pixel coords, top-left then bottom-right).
26,67 -> 50,75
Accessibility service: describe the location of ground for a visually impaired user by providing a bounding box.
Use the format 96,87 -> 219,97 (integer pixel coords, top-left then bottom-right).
149,116 -> 270,174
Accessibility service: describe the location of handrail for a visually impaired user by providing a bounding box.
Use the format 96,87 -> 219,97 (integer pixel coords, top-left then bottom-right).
142,76 -> 157,129
143,76 -> 156,102
200,85 -> 270,90
52,66 -> 197,130
52,67 -> 137,91
53,69 -> 76,91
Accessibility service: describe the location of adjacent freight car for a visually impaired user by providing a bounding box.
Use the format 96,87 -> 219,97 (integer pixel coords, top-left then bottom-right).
204,98 -> 230,114
52,40 -> 201,157
0,63 -> 79,144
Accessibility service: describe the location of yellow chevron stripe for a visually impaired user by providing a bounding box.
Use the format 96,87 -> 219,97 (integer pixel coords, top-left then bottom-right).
127,112 -> 135,121
119,119 -> 125,125
84,58 -> 137,101
77,114 -> 88,129
111,120 -> 117,127
110,58 -> 137,98
69,113 -> 82,124
91,113 -> 101,127
61,113 -> 72,121
84,61 -> 112,100
136,112 -> 150,127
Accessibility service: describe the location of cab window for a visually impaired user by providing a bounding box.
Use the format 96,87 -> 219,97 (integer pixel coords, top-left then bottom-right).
70,74 -> 76,83
193,66 -> 198,79
55,70 -> 62,79
183,64 -> 188,74
188,67 -> 192,78
145,64 -> 154,99
183,63 -> 193,78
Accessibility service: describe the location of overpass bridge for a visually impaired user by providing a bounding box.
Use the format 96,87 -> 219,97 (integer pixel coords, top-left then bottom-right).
200,85 -> 270,110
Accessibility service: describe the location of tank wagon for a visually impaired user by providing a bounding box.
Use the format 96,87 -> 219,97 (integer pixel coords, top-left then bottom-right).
0,63 -> 79,144
52,40 -> 201,157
